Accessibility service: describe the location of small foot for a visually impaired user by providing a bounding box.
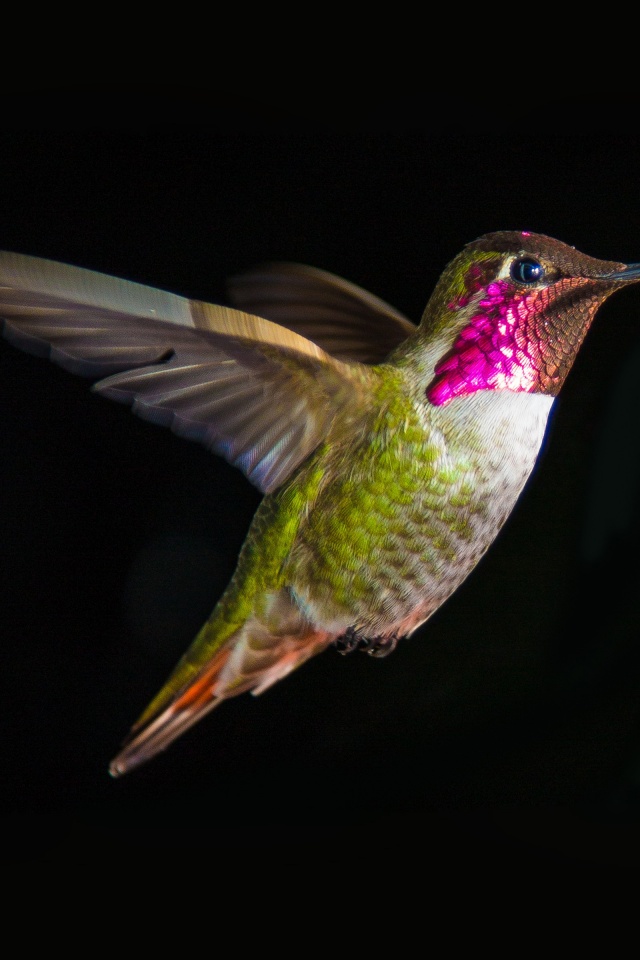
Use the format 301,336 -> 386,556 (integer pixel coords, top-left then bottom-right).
333,626 -> 362,655
333,627 -> 400,658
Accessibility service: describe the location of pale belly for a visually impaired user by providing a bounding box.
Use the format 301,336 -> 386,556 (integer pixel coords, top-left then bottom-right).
287,390 -> 555,637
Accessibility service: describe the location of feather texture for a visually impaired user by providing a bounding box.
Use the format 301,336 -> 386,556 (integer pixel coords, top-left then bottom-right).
0,251 -> 376,493
227,261 -> 416,363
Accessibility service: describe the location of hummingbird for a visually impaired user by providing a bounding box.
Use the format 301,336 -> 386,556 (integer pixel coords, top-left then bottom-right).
1,231 -> 639,777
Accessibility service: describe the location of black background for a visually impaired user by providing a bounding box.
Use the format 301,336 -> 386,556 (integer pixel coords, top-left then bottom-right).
2,90 -> 640,880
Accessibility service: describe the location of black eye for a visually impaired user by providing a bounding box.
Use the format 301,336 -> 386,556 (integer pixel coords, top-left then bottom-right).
510,257 -> 545,284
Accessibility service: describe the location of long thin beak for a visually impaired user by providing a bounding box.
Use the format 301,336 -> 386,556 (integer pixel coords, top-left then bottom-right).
606,263 -> 640,282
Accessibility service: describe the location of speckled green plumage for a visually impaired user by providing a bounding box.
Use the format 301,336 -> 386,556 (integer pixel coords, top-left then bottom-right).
3,230 -> 638,775
132,362 -> 420,723
137,361 -> 487,723
286,368 -> 477,620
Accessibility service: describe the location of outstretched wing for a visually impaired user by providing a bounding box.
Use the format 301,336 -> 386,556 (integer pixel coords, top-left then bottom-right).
227,261 -> 417,363
0,251 -> 370,494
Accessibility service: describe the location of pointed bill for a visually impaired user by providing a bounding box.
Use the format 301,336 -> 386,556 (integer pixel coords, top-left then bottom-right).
605,263 -> 640,282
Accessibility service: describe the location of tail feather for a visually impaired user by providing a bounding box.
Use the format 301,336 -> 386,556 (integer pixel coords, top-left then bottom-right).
109,693 -> 224,778
109,601 -> 335,777
109,650 -> 231,778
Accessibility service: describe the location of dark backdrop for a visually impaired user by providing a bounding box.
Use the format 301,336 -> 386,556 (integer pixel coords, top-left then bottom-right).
2,91 -> 640,877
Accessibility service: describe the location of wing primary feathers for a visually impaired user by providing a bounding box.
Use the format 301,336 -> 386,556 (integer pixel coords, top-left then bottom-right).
0,250 -> 387,495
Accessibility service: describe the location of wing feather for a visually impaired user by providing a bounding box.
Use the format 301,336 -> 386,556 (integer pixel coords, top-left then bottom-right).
0,251 -> 375,494
227,261 -> 417,363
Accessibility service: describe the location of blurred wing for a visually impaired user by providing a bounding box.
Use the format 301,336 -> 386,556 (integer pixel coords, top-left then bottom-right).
0,251 -> 365,494
227,261 -> 417,363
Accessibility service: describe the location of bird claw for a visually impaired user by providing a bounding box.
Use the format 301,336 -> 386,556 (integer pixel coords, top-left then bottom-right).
333,627 -> 362,655
333,627 -> 399,658
366,633 -> 400,658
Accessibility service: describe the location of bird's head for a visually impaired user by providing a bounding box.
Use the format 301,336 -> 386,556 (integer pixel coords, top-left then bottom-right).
419,230 -> 640,406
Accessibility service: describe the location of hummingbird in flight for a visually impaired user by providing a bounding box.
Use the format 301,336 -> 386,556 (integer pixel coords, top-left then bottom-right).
1,230 -> 639,777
